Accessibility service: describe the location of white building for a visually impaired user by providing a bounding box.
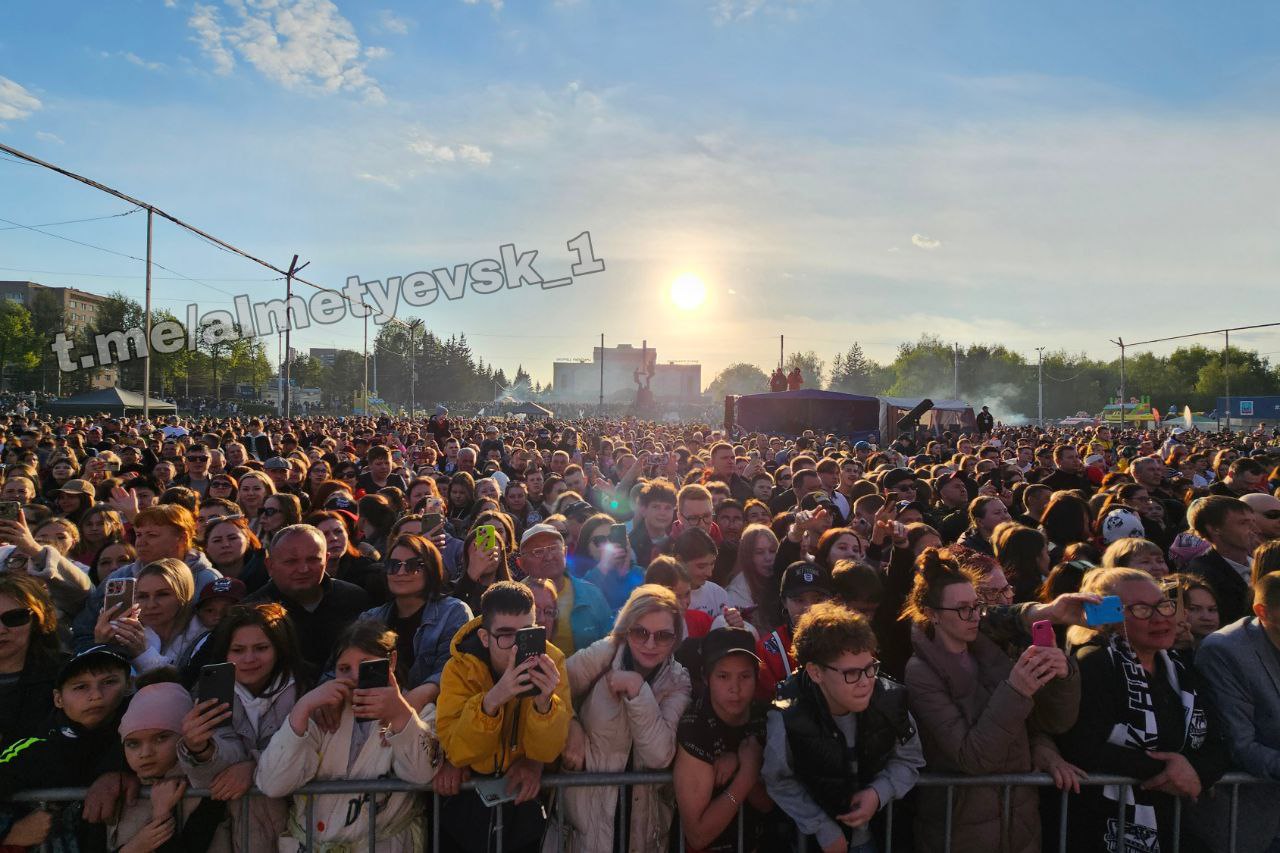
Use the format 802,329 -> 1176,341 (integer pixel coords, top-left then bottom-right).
551,343 -> 701,403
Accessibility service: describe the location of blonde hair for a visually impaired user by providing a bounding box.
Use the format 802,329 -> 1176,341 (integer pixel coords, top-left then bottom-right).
1101,538 -> 1164,569
1065,566 -> 1156,647
136,557 -> 197,623
611,583 -> 685,645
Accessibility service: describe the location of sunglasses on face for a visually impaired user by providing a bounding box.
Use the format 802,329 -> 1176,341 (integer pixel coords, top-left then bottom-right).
186,455 -> 208,462
385,557 -> 425,575
628,625 -> 677,647
0,607 -> 32,628
210,481 -> 233,489
259,506 -> 282,517
1125,599 -> 1178,620
589,535 -> 610,548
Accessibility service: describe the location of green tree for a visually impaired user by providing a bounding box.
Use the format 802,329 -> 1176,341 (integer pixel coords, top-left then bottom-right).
0,302 -> 43,392
705,363 -> 769,398
784,351 -> 825,389
828,343 -> 881,395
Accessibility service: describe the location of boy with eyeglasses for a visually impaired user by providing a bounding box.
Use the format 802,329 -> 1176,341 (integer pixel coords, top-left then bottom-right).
435,581 -> 571,852
764,602 -> 923,853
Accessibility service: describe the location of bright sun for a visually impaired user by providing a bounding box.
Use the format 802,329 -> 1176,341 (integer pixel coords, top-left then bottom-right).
670,273 -> 707,310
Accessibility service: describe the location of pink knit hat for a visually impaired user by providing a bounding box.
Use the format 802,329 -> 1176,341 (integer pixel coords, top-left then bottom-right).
119,682 -> 193,737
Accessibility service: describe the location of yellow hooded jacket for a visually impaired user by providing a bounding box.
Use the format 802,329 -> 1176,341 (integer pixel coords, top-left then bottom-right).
436,616 -> 573,776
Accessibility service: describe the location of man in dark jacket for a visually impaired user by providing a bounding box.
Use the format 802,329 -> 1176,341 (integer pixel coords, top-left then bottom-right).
245,524 -> 370,674
763,601 -> 923,852
1038,445 -> 1094,494
1184,495 -> 1261,625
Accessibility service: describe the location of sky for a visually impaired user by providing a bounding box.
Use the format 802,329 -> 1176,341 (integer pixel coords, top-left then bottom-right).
2,0 -> 1280,388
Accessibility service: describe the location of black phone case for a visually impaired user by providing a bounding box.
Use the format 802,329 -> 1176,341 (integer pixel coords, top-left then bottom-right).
513,628 -> 545,698
357,658 -> 390,690
198,664 -> 236,725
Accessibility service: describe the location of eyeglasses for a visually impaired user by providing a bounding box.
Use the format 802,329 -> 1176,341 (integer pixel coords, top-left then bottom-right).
186,455 -> 208,462
0,607 -> 32,628
523,542 -> 565,561
259,506 -> 281,517
1125,599 -> 1178,620
628,625 -> 677,647
488,630 -> 520,649
822,659 -> 881,684
934,604 -> 987,621
385,557 -> 425,575
681,512 -> 713,525
978,584 -> 1014,604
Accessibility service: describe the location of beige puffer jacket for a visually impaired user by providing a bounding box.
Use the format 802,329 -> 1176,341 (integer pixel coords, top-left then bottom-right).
555,637 -> 691,853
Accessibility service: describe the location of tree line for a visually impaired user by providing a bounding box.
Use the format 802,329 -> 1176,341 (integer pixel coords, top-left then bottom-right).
705,335 -> 1280,419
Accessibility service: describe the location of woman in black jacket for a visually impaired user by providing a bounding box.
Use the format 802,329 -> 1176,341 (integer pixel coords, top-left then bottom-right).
0,574 -> 67,747
1057,567 -> 1228,853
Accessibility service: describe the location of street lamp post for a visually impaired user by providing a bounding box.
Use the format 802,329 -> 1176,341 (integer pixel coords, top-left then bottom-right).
407,319 -> 423,420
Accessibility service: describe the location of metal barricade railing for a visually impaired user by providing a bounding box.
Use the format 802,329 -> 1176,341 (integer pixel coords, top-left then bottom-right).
5,770 -> 1273,852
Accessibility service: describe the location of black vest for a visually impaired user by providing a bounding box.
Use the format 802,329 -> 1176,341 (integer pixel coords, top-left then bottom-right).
776,671 -> 915,820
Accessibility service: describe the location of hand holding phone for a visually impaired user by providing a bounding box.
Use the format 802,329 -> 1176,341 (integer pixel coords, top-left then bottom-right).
1083,595 -> 1125,626
513,627 -> 546,698
197,663 -> 236,727
1030,620 -> 1056,647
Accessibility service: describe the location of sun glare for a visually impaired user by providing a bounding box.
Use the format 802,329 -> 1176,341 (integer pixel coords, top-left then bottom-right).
670,273 -> 707,310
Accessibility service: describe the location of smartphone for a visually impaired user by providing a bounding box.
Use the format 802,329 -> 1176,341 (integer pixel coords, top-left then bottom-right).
422,512 -> 444,533
474,776 -> 518,807
197,663 -> 236,725
608,523 -> 628,547
1083,595 -> 1125,626
1030,620 -> 1056,647
475,524 -> 498,551
355,658 -> 391,724
103,577 -> 136,616
513,626 -> 546,698
0,501 -> 19,522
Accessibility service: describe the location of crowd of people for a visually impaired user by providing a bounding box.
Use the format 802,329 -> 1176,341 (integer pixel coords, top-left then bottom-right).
0,406 -> 1277,852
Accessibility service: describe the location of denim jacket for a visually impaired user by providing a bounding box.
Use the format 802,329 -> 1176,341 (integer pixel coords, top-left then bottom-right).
359,595 -> 473,688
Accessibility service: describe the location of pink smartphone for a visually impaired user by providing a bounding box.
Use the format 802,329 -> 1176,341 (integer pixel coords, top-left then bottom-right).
1030,620 -> 1055,647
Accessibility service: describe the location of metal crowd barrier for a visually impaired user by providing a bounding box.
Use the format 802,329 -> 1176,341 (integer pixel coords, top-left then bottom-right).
7,770 -> 1272,852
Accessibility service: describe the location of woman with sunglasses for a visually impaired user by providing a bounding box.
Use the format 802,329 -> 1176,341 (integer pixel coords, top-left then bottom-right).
333,462 -> 363,497
259,493 -> 301,540
0,574 -> 65,746
1057,567 -> 1228,852
902,547 -> 1080,853
559,584 -> 691,852
0,512 -> 92,637
207,473 -> 239,502
358,534 -> 470,710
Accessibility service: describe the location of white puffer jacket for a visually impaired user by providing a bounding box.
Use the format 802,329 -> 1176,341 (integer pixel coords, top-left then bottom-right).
555,637 -> 691,853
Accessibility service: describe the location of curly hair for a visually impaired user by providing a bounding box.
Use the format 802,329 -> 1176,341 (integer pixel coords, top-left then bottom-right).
792,601 -> 877,667
900,547 -> 982,631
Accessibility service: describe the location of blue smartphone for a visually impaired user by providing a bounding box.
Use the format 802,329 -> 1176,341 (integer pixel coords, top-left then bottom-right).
1084,595 -> 1125,625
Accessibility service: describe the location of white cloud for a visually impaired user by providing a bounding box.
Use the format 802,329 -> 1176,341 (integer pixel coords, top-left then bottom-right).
462,0 -> 504,12
911,233 -> 942,250
187,0 -> 385,103
101,51 -> 167,71
406,129 -> 493,166
35,131 -> 63,144
0,76 -> 41,123
189,3 -> 235,74
356,171 -> 401,190
374,9 -> 411,35
163,0 -> 178,7
711,0 -> 809,24
365,46 -> 389,60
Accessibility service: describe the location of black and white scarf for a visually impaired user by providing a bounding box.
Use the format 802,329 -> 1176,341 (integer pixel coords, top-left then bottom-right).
1099,634 -> 1207,853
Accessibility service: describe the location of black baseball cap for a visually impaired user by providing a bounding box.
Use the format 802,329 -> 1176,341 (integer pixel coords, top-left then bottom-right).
799,491 -> 836,512
701,627 -> 761,672
56,644 -> 131,687
562,500 -> 595,520
780,561 -> 834,598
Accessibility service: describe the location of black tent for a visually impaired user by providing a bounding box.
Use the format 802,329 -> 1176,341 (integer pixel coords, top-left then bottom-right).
733,389 -> 880,438
46,388 -> 177,417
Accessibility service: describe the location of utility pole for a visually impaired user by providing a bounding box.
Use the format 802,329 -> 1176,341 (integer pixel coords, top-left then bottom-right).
407,319 -> 422,420
779,335 -> 784,370
362,312 -> 369,415
598,333 -> 605,411
281,254 -> 309,420
142,208 -> 153,419
1224,329 -> 1231,433
1036,347 -> 1045,427
952,340 -> 962,399
1114,337 -> 1127,429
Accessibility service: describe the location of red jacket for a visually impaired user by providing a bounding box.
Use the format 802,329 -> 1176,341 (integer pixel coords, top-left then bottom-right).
754,623 -> 794,701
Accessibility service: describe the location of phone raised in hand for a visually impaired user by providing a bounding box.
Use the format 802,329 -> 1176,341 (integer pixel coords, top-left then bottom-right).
0,501 -> 20,523
197,662 -> 236,726
355,657 -> 391,720
513,626 -> 546,698
103,577 -> 136,616
422,512 -> 444,533
1083,595 -> 1125,626
475,524 -> 498,552
1030,620 -> 1056,647
608,523 -> 628,547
